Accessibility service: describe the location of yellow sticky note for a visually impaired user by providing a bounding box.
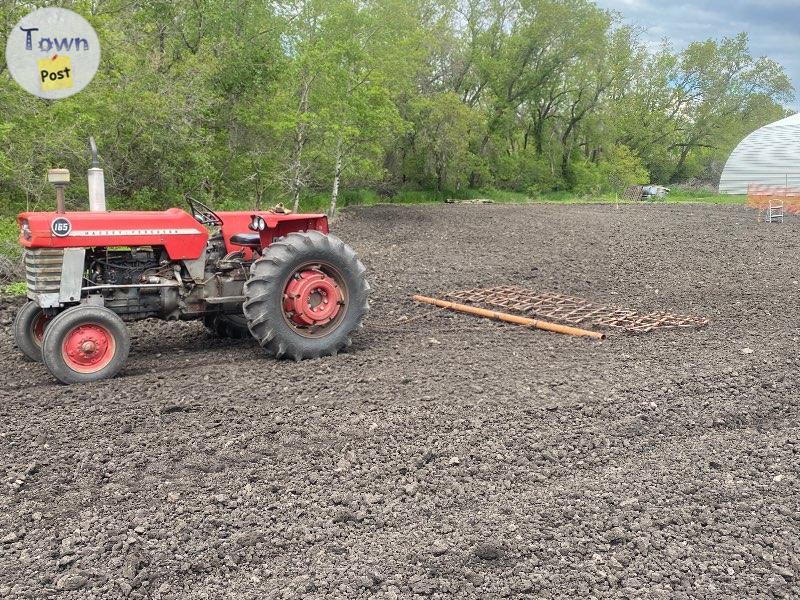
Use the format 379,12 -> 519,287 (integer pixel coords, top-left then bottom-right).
38,55 -> 73,92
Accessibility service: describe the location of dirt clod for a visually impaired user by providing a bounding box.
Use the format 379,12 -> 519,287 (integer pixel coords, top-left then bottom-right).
1,532 -> 18,544
473,542 -> 502,560
430,540 -> 449,556
56,574 -> 87,591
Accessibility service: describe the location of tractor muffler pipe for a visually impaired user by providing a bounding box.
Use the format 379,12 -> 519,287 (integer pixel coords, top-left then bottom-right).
413,295 -> 605,340
87,137 -> 106,212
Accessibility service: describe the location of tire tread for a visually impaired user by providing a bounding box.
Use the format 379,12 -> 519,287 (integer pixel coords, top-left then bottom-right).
243,232 -> 369,360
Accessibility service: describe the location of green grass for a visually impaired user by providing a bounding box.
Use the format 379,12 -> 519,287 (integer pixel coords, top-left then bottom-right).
664,190 -> 746,204
528,190 -> 747,205
294,187 -> 747,208
3,281 -> 26,296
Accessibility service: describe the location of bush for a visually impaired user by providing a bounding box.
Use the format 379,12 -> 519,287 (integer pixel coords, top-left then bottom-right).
597,145 -> 650,193
571,145 -> 650,196
572,160 -> 605,196
495,152 -> 562,193
0,218 -> 21,260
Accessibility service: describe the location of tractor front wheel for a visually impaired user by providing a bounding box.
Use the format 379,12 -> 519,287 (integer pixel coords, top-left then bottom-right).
41,306 -> 131,384
13,301 -> 53,362
243,231 -> 369,360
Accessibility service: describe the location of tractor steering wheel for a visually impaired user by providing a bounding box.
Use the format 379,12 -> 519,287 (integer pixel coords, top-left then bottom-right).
185,194 -> 223,227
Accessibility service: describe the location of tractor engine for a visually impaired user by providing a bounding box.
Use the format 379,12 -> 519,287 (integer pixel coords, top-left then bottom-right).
90,249 -> 160,286
84,235 -> 248,321
86,247 -> 174,320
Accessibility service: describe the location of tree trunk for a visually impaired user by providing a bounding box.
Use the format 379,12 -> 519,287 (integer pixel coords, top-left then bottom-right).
533,117 -> 545,155
561,150 -> 574,188
290,74 -> 311,213
329,137 -> 344,218
670,145 -> 692,184
560,125 -> 578,186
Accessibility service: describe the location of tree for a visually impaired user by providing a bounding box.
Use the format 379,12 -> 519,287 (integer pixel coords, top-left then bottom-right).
0,0 -> 796,218
667,33 -> 794,182
305,0 -> 424,216
407,92 -> 482,190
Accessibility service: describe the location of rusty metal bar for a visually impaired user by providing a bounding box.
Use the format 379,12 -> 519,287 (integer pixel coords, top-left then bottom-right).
55,185 -> 65,214
413,295 -> 605,340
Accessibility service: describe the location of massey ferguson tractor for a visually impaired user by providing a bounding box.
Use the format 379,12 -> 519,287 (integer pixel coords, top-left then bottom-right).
13,142 -> 369,384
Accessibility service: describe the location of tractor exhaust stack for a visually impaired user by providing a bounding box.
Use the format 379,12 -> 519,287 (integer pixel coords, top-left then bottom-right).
87,137 -> 106,212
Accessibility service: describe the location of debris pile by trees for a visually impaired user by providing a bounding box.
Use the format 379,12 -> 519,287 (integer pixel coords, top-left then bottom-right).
0,0 -> 794,214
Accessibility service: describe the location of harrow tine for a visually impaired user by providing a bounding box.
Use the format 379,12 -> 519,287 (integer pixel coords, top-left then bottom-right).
442,285 -> 709,334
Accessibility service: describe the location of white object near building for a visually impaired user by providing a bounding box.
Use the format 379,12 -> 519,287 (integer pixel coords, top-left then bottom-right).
719,113 -> 800,195
642,185 -> 670,198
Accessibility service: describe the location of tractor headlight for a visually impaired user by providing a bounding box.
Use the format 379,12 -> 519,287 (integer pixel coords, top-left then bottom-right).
250,215 -> 266,231
20,219 -> 31,241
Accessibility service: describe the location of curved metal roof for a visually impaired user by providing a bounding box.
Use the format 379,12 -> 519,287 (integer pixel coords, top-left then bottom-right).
719,113 -> 800,194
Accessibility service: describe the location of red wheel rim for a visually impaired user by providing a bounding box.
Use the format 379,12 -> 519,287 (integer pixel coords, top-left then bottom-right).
61,323 -> 116,374
282,265 -> 346,337
31,312 -> 51,347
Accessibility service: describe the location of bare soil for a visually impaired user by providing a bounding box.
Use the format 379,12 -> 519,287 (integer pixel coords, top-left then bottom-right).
1,203 -> 798,599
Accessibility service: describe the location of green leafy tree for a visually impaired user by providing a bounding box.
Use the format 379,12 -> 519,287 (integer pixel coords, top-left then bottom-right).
667,33 -> 794,182
0,0 -> 796,222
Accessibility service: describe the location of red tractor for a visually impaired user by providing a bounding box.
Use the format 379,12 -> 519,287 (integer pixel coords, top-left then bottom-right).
13,157 -> 369,384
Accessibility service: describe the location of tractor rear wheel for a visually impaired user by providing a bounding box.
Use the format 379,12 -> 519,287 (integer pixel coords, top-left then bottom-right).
41,306 -> 130,384
243,231 -> 369,360
203,313 -> 250,339
13,301 -> 53,362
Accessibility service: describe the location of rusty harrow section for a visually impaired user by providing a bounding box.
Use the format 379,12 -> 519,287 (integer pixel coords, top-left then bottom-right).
445,286 -> 709,334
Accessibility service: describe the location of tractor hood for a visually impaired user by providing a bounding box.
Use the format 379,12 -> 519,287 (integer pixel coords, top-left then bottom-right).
17,208 -> 209,260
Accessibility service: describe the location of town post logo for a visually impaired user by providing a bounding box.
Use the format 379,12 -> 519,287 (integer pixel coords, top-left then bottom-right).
5,8 -> 100,100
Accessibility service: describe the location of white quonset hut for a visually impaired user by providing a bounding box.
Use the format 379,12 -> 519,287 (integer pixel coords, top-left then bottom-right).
719,113 -> 800,194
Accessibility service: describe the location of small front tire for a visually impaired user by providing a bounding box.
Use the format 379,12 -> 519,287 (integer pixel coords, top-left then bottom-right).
41,306 -> 131,385
13,301 -> 52,362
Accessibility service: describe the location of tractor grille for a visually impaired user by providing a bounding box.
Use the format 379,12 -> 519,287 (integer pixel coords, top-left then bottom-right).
24,248 -> 64,295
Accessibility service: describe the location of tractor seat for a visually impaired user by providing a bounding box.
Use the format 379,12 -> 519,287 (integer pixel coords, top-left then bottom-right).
229,233 -> 261,248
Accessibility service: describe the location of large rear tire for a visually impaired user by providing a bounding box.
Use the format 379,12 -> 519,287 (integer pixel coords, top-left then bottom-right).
243,231 -> 369,360
41,306 -> 131,384
13,301 -> 53,362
